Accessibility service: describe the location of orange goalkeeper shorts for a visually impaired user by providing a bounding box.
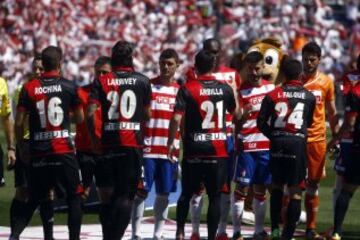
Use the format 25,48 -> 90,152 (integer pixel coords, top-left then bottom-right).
307,140 -> 327,182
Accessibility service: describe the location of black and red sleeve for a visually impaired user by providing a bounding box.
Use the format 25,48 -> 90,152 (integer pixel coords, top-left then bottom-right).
257,94 -> 273,139
307,92 -> 316,128
143,79 -> 152,107
174,86 -> 187,115
224,84 -> 236,114
17,86 -> 30,112
89,78 -> 101,106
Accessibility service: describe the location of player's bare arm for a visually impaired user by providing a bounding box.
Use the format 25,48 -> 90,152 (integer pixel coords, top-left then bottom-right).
167,113 -> 182,162
2,113 -> 16,168
326,99 -> 340,137
86,103 -> 101,153
327,113 -> 356,152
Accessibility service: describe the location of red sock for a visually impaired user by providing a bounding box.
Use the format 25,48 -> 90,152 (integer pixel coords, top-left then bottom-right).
305,194 -> 319,229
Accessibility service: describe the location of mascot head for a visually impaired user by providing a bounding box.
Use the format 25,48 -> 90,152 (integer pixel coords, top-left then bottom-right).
247,38 -> 284,84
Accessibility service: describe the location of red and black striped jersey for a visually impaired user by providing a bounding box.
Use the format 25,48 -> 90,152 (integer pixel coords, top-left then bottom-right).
345,82 -> 360,147
175,75 -> 236,158
90,67 -> 152,149
257,80 -> 316,140
75,84 -> 102,153
17,71 -> 81,156
339,70 -> 360,143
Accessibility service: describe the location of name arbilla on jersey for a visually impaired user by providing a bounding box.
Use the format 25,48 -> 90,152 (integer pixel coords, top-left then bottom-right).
194,132 -> 227,142
35,85 -> 62,95
200,88 -> 223,96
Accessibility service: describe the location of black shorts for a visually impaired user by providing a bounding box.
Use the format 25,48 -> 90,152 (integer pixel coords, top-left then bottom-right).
182,158 -> 228,197
14,141 -> 31,188
344,147 -> 360,185
29,153 -> 82,201
269,136 -> 307,187
95,147 -> 142,199
76,151 -> 97,188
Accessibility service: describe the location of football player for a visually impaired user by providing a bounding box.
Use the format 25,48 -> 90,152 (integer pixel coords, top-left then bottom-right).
131,49 -> 181,240
301,42 -> 339,240
232,51 -> 274,240
14,46 -> 84,240
87,41 -> 152,239
168,50 -> 236,240
258,59 -> 316,240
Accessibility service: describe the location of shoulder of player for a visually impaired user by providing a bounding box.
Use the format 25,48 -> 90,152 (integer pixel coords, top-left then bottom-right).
240,81 -> 274,95
58,77 -> 78,89
318,72 -> 334,86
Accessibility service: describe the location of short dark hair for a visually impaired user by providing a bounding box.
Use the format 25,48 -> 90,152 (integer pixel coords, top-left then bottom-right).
41,46 -> 62,71
245,51 -> 263,64
203,38 -> 221,54
281,58 -> 302,80
95,56 -> 111,68
195,50 -> 216,75
159,48 -> 179,63
302,42 -> 321,58
357,54 -> 360,70
33,53 -> 42,62
111,41 -> 134,67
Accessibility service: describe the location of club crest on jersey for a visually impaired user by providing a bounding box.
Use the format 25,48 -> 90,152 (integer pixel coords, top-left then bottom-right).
35,85 -> 62,94
310,90 -> 322,103
200,88 -> 223,96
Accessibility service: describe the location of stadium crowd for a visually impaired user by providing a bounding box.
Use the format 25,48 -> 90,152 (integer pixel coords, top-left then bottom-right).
0,0 -> 359,95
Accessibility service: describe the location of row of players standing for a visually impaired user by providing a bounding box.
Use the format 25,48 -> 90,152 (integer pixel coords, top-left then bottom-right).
7,38 -> 360,240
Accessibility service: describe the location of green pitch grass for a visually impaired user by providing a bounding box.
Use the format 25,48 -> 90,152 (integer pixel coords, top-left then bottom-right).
1,132 -> 360,239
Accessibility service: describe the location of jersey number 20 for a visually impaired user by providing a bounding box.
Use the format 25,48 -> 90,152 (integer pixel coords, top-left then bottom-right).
107,90 -> 137,120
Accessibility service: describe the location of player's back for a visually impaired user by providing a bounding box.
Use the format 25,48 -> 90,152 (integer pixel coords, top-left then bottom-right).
177,76 -> 236,158
264,81 -> 316,138
92,68 -> 151,149
18,74 -> 79,156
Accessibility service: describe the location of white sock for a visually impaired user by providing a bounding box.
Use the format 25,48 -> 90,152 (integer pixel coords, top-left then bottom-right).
218,193 -> 231,234
333,175 -> 343,211
131,195 -> 145,237
231,193 -> 244,234
253,197 -> 267,234
190,194 -> 204,234
154,194 -> 169,238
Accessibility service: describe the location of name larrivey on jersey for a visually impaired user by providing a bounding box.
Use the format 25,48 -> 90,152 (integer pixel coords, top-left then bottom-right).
107,78 -> 137,85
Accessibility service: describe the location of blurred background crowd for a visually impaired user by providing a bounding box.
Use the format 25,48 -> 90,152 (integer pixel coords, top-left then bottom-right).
0,0 -> 359,96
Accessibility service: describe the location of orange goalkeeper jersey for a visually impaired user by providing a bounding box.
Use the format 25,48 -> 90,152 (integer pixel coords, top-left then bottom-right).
302,71 -> 335,142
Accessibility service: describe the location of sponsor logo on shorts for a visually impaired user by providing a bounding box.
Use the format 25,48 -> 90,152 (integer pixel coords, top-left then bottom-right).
34,130 -> 69,141
194,132 -> 226,142
104,122 -> 140,131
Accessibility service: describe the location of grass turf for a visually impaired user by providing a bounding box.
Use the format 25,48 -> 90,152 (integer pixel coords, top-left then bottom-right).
0,136 -> 360,239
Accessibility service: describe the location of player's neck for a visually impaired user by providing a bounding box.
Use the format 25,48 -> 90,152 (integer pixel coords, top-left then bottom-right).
304,70 -> 318,79
159,75 -> 174,85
